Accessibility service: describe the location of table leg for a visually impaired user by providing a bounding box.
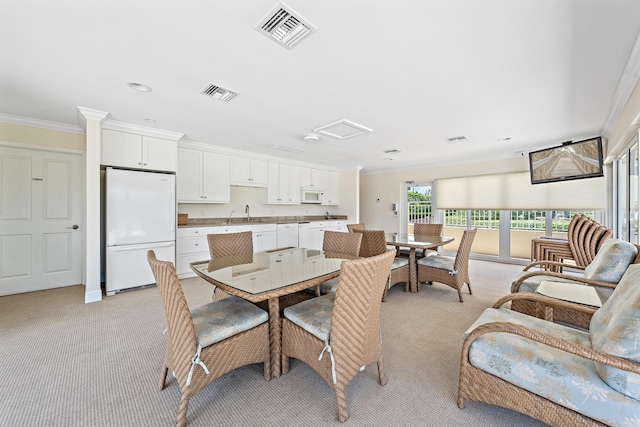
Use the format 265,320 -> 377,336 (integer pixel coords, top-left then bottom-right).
409,247 -> 418,293
268,297 -> 281,379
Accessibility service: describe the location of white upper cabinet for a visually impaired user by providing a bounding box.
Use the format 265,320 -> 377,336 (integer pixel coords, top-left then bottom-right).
177,148 -> 230,203
323,171 -> 339,205
300,167 -> 328,190
102,129 -> 176,172
267,162 -> 301,204
230,157 -> 268,187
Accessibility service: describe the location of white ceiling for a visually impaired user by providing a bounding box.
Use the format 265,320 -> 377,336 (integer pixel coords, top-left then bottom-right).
2,0 -> 640,174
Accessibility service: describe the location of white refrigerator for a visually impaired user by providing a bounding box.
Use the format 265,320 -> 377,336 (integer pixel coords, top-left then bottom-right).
105,168 -> 176,295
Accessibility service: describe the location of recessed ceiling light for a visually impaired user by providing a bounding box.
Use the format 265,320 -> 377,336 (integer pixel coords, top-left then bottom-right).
303,133 -> 319,142
383,149 -> 401,154
498,137 -> 512,142
127,82 -> 152,92
144,118 -> 156,123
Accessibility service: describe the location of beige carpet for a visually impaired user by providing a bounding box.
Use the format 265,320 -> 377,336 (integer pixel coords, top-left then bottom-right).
0,259 -> 547,426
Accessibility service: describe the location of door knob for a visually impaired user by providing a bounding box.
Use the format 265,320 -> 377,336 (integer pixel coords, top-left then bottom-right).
66,225 -> 79,229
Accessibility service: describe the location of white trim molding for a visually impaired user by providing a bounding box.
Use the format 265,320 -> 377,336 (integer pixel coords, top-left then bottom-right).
0,112 -> 84,134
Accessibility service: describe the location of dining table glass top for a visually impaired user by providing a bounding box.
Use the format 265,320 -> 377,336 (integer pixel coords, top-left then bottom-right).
385,233 -> 454,248
190,247 -> 348,295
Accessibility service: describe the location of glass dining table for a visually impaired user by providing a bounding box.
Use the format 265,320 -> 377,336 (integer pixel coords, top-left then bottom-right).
385,233 -> 454,292
190,247 -> 354,379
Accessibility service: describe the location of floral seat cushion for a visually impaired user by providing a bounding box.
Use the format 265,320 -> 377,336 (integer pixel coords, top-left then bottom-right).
583,239 -> 637,283
283,293 -> 335,341
417,254 -> 454,273
590,264 -> 640,401
191,295 -> 268,348
466,307 -> 640,426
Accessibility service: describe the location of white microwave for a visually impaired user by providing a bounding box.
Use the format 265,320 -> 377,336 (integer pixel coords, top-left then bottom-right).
301,188 -> 324,204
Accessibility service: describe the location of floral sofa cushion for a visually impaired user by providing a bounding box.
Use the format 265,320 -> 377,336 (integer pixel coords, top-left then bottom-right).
583,239 -> 637,283
465,307 -> 640,426
590,264 -> 640,401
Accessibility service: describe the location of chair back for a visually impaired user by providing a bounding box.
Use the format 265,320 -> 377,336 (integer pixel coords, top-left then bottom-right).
331,250 -> 395,368
353,229 -> 387,257
347,223 -> 366,232
413,223 -> 443,236
453,228 -> 477,273
207,231 -> 253,258
147,250 -> 197,388
323,230 -> 362,258
567,214 -> 612,267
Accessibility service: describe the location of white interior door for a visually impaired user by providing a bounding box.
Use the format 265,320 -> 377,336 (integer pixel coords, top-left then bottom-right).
0,146 -> 83,295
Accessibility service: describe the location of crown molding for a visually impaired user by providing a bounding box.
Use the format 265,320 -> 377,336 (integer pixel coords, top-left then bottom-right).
102,119 -> 184,141
0,112 -> 84,134
77,106 -> 109,122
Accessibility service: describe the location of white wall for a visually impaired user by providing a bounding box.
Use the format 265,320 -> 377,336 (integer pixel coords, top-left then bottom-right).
360,156 -> 530,232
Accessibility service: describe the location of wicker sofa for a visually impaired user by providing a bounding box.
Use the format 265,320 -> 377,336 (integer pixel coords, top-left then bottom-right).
458,264 -> 640,426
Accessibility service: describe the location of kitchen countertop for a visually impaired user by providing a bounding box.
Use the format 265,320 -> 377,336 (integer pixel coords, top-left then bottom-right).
179,215 -> 348,228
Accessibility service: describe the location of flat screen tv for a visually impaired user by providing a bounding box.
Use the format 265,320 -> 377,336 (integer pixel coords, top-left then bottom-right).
528,137 -> 603,185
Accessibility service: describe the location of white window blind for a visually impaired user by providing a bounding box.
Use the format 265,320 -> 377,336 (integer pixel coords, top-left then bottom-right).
435,171 -> 605,210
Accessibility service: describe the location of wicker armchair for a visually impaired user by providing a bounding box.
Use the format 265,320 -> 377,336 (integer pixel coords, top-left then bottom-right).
353,229 -> 410,301
207,231 -> 253,301
458,265 -> 640,426
398,223 -> 443,258
147,251 -> 270,427
281,250 -> 396,422
417,228 -> 477,302
316,231 -> 362,296
512,239 -> 640,329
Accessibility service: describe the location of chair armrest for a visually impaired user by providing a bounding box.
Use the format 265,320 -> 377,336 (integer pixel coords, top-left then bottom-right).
523,260 -> 586,272
493,292 -> 598,317
462,321 -> 640,376
512,271 -> 616,293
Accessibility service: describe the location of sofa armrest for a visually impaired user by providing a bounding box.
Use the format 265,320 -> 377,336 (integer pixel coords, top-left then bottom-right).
462,321 -> 640,376
512,271 -> 617,293
523,260 -> 586,272
493,292 -> 598,317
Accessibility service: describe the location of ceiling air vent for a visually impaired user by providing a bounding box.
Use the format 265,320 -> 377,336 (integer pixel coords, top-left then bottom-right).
446,135 -> 468,143
256,2 -> 316,49
201,84 -> 238,102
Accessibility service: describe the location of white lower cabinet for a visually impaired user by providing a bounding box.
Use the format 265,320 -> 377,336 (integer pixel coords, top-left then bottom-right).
176,225 -> 238,278
177,221 -> 345,276
237,224 -> 277,253
308,221 -> 348,250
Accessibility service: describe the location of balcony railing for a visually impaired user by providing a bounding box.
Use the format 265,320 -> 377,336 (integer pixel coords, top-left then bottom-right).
408,201 -> 432,224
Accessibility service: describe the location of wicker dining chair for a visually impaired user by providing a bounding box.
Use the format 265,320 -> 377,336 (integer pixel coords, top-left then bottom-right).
281,249 -> 396,422
147,251 -> 270,427
346,223 -> 365,232
316,231 -> 363,295
207,231 -> 253,301
397,223 -> 444,258
417,228 -> 477,302
352,229 -> 410,301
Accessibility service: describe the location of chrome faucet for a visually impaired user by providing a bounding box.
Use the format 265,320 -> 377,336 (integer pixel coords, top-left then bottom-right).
227,210 -> 235,223
325,211 -> 330,219
245,205 -> 250,222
